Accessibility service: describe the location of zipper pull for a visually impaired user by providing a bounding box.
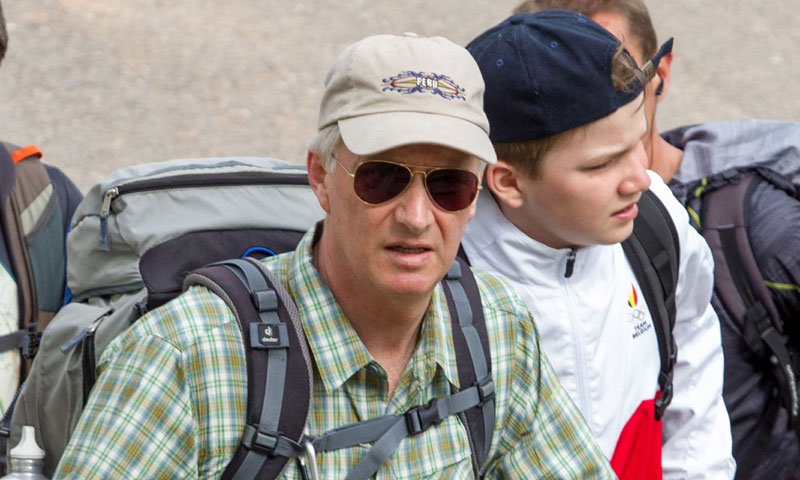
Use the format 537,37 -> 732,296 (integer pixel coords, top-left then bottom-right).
564,249 -> 577,278
99,187 -> 119,251
60,308 -> 115,354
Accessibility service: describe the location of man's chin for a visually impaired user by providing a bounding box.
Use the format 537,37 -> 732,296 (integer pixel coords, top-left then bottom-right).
381,271 -> 442,298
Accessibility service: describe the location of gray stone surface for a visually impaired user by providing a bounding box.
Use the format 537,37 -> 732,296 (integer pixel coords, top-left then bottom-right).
0,1 -> 797,192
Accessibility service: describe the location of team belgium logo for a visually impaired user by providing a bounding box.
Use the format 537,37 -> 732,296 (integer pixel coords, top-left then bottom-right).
627,284 -> 652,339
382,71 -> 466,100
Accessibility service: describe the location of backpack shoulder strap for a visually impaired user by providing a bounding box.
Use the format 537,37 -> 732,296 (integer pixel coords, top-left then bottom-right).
697,170 -> 800,440
621,189 -> 680,420
441,257 -> 494,473
185,258 -> 313,480
2,143 -> 49,330
0,143 -> 55,364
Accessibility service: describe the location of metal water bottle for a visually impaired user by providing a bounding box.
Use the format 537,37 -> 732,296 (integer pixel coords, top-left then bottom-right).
1,426 -> 48,479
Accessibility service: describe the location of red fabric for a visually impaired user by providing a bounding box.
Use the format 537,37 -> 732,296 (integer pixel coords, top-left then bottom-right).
609,393 -> 663,480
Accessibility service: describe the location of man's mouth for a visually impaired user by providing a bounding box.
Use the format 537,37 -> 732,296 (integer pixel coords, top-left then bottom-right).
390,246 -> 428,254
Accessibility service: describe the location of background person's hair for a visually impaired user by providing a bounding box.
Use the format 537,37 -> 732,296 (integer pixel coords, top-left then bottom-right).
494,43 -> 644,177
513,0 -> 658,58
0,1 -> 8,65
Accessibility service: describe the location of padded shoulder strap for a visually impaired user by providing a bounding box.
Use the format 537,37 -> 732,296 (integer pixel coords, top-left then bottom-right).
697,171 -> 800,438
3,144 -> 51,331
441,257 -> 494,474
0,144 -> 60,373
621,189 -> 680,420
185,258 -> 313,480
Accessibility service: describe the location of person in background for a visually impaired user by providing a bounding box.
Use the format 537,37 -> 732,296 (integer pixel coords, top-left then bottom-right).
0,1 -> 82,473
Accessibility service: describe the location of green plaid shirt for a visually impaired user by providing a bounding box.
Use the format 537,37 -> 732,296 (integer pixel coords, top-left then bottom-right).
54,228 -> 613,479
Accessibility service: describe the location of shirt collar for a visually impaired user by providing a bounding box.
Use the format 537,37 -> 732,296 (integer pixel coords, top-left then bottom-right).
285,223 -> 460,392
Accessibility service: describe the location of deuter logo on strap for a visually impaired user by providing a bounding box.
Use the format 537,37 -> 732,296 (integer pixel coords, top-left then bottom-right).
250,323 -> 289,349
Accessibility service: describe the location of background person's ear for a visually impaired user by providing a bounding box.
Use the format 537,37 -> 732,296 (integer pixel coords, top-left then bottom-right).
654,51 -> 674,103
486,160 -> 525,209
307,151 -> 331,214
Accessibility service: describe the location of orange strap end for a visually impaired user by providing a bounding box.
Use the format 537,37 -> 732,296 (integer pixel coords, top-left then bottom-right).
11,145 -> 43,164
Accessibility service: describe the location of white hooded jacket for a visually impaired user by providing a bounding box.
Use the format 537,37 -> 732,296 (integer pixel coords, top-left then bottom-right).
462,171 -> 735,479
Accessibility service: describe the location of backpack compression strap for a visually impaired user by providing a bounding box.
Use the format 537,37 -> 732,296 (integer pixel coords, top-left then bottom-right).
188,257 -> 494,480
621,189 -> 680,420
698,171 -> 800,442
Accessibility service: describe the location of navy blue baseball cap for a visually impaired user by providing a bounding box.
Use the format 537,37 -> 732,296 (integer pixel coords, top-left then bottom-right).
467,10 -> 644,143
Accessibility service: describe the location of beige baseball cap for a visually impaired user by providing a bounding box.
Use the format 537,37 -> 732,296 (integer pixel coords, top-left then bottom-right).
317,33 -> 497,164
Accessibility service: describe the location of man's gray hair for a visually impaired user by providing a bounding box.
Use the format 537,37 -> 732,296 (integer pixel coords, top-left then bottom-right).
307,123 -> 342,173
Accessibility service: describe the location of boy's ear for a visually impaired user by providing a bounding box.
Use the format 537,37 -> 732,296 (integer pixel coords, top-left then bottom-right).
307,151 -> 331,214
486,160 -> 525,208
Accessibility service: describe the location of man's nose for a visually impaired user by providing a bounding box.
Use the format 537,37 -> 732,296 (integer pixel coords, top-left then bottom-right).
394,173 -> 435,232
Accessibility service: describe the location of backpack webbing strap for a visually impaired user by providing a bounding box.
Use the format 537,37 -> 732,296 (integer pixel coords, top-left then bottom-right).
699,173 -> 800,441
0,326 -> 40,357
329,385 -> 491,480
442,258 -> 494,474
621,189 -> 680,420
185,258 -> 313,480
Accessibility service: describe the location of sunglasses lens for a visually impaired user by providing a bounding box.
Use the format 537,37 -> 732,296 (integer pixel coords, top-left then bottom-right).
353,161 -> 411,204
426,169 -> 479,211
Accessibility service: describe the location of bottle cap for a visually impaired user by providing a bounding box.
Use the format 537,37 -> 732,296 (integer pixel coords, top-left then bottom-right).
9,425 -> 46,460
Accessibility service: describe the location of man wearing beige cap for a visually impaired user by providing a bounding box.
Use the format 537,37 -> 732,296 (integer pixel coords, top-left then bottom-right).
53,34 -> 613,479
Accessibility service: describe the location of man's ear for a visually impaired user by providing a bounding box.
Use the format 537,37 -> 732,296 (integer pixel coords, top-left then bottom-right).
655,51 -> 673,103
307,151 -> 331,214
486,160 -> 525,209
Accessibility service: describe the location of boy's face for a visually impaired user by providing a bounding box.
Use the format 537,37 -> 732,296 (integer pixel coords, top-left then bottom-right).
509,94 -> 651,249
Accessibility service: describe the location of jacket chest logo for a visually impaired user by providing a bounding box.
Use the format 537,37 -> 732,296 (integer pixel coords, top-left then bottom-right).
627,284 -> 652,339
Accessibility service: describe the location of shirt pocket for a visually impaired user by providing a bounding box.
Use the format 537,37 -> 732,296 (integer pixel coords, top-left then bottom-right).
387,415 -> 474,479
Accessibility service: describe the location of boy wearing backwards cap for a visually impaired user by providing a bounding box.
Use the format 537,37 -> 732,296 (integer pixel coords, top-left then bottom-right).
512,3 -> 800,478
463,10 -> 735,479
53,33 -> 614,479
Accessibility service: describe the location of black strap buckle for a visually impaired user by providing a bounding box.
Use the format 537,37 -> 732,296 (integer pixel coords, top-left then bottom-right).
405,399 -> 444,435
477,376 -> 495,406
22,328 -> 42,359
242,424 -> 281,455
654,371 -> 674,420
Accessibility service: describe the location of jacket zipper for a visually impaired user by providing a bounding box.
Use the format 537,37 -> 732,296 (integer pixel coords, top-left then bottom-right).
561,251 -> 593,426
98,171 -> 309,251
564,248 -> 577,277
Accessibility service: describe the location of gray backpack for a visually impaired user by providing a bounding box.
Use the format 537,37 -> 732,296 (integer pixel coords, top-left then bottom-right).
4,157 -> 325,476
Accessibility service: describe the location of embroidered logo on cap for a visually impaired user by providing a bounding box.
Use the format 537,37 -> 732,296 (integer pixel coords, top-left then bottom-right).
382,71 -> 465,100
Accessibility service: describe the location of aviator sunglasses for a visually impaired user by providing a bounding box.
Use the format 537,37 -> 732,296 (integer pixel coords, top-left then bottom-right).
335,156 -> 482,212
